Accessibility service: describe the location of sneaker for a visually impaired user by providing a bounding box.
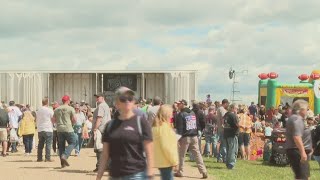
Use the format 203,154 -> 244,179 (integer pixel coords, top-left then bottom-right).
45,159 -> 55,162
202,173 -> 208,179
227,164 -> 234,170
174,172 -> 183,178
37,159 -> 43,162
93,168 -> 99,173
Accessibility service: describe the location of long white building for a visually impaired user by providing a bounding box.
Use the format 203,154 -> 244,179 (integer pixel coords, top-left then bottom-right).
0,70 -> 198,109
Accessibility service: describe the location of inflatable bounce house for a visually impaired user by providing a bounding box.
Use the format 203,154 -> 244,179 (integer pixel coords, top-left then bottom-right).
258,70 -> 320,115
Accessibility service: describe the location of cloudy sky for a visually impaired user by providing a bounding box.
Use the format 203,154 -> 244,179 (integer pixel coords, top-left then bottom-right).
1,0 -> 319,104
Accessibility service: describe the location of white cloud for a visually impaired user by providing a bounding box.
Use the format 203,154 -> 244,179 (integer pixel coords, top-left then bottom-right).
1,0 -> 320,104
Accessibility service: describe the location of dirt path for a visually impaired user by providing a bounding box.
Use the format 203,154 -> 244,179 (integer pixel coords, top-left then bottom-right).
0,146 -> 206,180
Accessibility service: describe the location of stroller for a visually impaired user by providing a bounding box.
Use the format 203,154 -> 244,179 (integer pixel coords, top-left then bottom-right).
268,128 -> 289,166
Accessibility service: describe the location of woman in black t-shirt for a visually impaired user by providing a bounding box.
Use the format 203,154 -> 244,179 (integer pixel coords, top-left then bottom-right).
96,87 -> 154,180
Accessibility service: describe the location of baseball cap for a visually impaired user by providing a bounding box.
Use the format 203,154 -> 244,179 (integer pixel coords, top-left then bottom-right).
178,99 -> 188,106
62,95 -> 70,102
81,100 -> 85,103
94,92 -> 104,97
115,86 -> 135,97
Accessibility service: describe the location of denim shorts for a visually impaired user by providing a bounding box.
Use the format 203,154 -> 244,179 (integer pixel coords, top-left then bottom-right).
238,133 -> 250,147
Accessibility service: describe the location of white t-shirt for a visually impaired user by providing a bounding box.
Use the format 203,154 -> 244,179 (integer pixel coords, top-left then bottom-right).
85,120 -> 92,132
75,112 -> 86,133
36,106 -> 54,132
8,106 -> 23,129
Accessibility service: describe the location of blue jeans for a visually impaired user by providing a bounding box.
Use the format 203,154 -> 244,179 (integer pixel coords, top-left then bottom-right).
37,131 -> 53,160
217,132 -> 226,162
23,134 -> 34,153
159,167 -> 173,180
204,134 -> 219,157
57,132 -> 76,160
224,136 -> 238,168
74,133 -> 83,154
109,171 -> 146,180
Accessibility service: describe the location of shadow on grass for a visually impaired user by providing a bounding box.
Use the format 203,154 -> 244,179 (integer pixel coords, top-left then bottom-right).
250,161 -> 289,168
6,160 -> 33,163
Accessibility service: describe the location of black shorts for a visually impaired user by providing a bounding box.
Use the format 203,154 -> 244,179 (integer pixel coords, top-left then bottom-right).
238,133 -> 250,147
286,149 -> 311,180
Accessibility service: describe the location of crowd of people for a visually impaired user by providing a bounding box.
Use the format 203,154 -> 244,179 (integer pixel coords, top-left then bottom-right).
1,88 -> 320,180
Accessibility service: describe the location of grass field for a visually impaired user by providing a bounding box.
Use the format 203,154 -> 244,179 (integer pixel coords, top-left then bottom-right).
189,158 -> 320,180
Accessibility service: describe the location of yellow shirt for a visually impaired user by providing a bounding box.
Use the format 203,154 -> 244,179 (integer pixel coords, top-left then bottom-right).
152,122 -> 179,168
239,113 -> 253,134
19,114 -> 36,136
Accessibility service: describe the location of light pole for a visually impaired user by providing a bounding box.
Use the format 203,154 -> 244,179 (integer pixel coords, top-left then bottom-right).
229,67 -> 248,103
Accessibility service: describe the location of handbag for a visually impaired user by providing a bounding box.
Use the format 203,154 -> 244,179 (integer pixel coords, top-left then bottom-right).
10,129 -> 19,143
82,124 -> 89,139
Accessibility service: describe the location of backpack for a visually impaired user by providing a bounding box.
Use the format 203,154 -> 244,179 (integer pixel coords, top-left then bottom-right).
106,116 -> 143,137
106,116 -> 146,157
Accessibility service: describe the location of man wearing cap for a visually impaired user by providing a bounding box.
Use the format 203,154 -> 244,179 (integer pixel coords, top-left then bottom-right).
92,92 -> 111,172
147,96 -> 162,125
175,99 -> 208,179
216,99 -> 229,163
52,95 -> 77,168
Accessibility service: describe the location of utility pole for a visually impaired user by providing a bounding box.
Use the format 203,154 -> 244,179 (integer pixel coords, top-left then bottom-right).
229,67 -> 248,103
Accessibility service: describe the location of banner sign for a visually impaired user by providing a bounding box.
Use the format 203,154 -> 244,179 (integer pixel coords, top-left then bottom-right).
282,88 -> 308,97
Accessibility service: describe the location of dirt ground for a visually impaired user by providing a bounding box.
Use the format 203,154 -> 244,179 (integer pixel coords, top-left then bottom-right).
0,145 -> 205,180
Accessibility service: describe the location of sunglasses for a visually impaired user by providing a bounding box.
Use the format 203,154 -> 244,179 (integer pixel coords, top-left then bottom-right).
119,96 -> 134,103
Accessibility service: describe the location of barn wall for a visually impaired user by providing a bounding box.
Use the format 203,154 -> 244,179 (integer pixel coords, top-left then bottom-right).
144,73 -> 165,100
0,71 -> 197,109
49,73 -> 95,106
0,73 -> 48,110
164,72 -> 197,105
